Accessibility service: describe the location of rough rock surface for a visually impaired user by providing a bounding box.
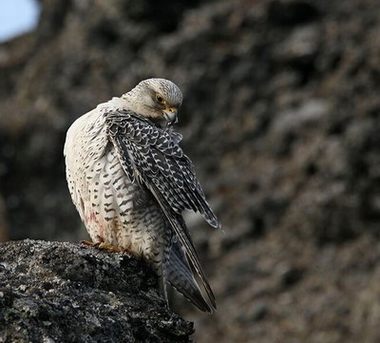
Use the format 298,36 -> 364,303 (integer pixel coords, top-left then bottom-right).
0,0 -> 380,342
0,240 -> 193,343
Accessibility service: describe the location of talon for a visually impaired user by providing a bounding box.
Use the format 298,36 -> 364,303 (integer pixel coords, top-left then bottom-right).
81,240 -> 132,254
97,242 -> 123,253
80,240 -> 99,247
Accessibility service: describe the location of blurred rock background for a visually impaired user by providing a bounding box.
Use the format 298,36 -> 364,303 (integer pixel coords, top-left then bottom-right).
0,0 -> 380,342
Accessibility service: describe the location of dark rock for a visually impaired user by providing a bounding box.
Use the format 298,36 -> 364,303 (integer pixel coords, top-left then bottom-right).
279,265 -> 304,287
267,0 -> 321,26
273,25 -> 321,83
249,302 -> 269,322
0,240 -> 193,342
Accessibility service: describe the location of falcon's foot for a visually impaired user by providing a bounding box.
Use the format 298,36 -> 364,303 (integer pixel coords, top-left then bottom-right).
80,240 -> 124,253
97,242 -> 124,253
80,240 -> 97,247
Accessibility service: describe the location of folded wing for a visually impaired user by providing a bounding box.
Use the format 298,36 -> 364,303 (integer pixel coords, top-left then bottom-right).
106,109 -> 220,311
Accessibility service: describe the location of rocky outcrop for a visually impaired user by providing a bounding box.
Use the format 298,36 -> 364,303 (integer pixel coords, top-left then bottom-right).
0,240 -> 193,342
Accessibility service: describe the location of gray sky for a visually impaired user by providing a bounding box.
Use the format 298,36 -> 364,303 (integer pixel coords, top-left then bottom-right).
0,0 -> 40,42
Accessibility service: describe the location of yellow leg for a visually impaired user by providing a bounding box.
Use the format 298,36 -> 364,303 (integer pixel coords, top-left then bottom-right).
81,240 -> 129,253
97,242 -> 124,253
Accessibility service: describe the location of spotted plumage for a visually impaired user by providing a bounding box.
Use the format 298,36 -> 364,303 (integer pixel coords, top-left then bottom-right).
64,78 -> 220,312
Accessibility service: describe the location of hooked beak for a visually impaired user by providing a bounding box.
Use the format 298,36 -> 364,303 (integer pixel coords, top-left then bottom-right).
163,108 -> 178,126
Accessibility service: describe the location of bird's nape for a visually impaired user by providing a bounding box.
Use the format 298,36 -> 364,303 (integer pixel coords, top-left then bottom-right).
122,78 -> 183,127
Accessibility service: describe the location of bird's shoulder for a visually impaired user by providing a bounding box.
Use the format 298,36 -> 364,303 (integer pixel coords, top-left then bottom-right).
105,109 -> 183,152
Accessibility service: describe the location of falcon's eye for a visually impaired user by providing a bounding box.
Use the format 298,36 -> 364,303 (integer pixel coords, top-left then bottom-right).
156,94 -> 164,104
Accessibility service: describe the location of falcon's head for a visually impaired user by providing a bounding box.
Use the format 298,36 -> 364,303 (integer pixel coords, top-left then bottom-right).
124,78 -> 183,128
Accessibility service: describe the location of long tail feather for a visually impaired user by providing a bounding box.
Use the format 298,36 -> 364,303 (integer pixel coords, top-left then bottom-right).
165,237 -> 215,313
146,181 -> 216,311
